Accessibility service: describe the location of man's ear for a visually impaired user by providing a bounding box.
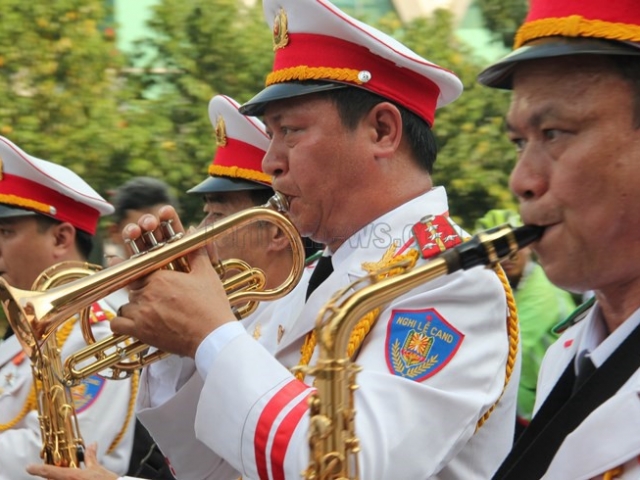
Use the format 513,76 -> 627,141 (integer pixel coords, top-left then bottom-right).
51,222 -> 77,256
266,225 -> 293,253
365,101 -> 403,158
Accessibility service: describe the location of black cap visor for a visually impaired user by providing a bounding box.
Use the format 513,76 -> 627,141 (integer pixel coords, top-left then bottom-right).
0,204 -> 38,219
187,176 -> 273,195
478,37 -> 640,90
240,81 -> 349,116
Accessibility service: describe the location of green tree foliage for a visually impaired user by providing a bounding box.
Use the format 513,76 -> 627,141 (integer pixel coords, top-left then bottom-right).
127,0 -> 273,223
476,0 -> 528,48
378,10 -> 517,229
0,0 -> 135,193
0,0 -> 519,232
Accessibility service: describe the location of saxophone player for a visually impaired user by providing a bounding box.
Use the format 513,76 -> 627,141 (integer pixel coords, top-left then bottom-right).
0,136 -> 136,479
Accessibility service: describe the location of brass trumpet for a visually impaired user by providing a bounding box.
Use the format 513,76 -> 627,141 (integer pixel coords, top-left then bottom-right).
0,193 -> 305,386
302,223 -> 544,480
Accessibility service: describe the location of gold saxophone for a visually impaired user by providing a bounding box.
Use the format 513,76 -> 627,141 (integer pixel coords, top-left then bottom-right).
29,262 -> 102,467
301,223 -> 544,480
1,193 -> 305,466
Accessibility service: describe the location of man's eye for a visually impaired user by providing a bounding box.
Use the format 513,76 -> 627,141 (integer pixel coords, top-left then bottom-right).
510,137 -> 526,153
542,129 -> 562,141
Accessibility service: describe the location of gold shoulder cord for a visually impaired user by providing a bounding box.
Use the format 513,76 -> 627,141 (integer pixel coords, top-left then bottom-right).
476,264 -> 518,430
0,311 -> 138,455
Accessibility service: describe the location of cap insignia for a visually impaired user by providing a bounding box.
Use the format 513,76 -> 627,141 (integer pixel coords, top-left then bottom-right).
215,115 -> 227,147
273,8 -> 289,51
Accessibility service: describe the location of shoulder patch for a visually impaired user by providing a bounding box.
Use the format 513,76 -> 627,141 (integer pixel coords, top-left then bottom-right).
71,374 -> 106,413
411,215 -> 462,259
385,308 -> 464,381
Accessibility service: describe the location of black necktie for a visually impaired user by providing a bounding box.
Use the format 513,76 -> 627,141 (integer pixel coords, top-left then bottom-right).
306,255 -> 333,301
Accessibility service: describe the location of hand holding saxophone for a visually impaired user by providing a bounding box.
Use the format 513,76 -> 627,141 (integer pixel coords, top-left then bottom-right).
27,444 -> 118,480
112,205 -> 236,359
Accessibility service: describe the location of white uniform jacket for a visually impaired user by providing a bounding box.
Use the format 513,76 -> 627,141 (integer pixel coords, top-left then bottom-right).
0,298 -> 136,479
534,304 -> 640,480
136,187 -> 519,480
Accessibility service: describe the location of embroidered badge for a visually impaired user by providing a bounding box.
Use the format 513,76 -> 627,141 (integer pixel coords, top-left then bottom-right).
411,215 -> 462,259
272,8 -> 289,51
71,374 -> 106,413
386,308 -> 464,381
1,363 -> 20,390
361,241 -> 399,274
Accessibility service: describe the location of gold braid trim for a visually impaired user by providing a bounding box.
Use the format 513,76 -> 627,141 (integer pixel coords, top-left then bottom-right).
0,194 -> 52,216
515,15 -> 640,48
603,466 -> 624,480
476,264 -> 518,431
267,66 -> 364,87
208,165 -> 272,185
107,369 -> 138,454
100,306 -> 138,455
295,250 -> 420,382
0,318 -> 77,431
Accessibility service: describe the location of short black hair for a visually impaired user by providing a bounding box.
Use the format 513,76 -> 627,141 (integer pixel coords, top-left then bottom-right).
611,55 -> 640,128
320,87 -> 438,173
248,188 -> 275,207
34,215 -> 94,260
111,177 -> 179,224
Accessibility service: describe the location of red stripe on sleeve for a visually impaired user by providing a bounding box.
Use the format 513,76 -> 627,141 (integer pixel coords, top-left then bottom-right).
254,380 -> 308,480
270,392 -> 313,480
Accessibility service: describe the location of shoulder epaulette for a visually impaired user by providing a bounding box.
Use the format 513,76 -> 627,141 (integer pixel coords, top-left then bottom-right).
396,214 -> 462,259
552,295 -> 595,335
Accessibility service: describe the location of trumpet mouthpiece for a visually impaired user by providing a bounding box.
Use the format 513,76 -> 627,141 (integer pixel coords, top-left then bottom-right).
267,192 -> 290,212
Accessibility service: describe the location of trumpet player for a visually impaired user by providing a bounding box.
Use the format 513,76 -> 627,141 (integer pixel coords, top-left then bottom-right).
0,137 -> 136,479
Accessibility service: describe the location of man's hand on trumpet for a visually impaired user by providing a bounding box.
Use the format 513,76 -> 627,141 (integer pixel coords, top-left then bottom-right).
111,205 -> 236,359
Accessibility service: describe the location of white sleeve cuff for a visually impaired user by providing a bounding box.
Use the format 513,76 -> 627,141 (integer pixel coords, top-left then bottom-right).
195,321 -> 246,379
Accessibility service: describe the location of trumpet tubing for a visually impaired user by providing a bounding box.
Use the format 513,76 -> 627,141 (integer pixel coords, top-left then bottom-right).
302,224 -> 544,480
